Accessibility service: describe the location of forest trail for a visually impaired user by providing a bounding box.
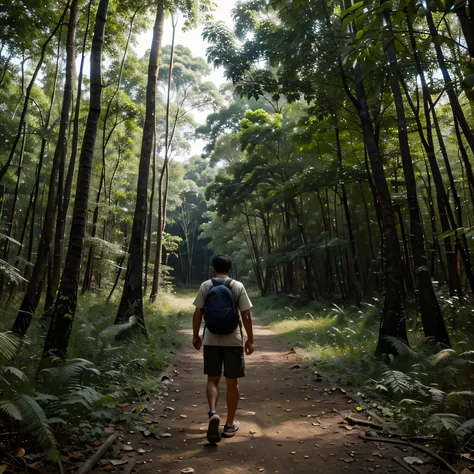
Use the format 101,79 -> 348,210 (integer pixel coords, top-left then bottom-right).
100,315 -> 443,474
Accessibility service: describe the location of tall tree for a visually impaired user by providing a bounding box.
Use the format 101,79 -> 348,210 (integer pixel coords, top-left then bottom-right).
12,0 -> 79,336
115,2 -> 165,328
41,0 -> 110,358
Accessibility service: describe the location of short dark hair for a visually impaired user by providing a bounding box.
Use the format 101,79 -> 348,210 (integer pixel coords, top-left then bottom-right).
212,254 -> 232,274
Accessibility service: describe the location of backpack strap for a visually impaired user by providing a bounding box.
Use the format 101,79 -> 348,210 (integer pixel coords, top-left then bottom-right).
211,278 -> 234,288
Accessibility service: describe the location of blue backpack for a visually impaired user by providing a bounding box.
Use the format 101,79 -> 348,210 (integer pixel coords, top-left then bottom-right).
204,278 -> 239,335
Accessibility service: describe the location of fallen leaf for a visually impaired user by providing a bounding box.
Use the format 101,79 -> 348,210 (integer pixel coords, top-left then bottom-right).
258,469 -> 265,472
109,460 -> 128,466
70,451 -> 84,461
104,465 -> 113,472
246,411 -> 256,415
93,439 -> 101,447
291,451 -> 296,455
285,409 -> 292,412
291,364 -> 301,369
355,406 -> 363,412
14,448 -> 25,457
137,448 -> 152,454
181,469 -> 195,474
0,466 -> 7,474
404,456 -> 423,465
180,415 -> 187,419
121,445 -> 134,452
166,407 -> 175,412
304,455 -> 309,459
341,458 -> 356,463
343,425 -> 353,431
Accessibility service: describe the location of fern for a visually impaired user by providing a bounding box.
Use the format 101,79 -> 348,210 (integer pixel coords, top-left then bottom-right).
429,388 -> 447,408
430,349 -> 457,367
0,399 -> 23,420
445,391 -> 474,413
0,258 -> 28,285
13,394 -> 61,466
100,316 -> 138,339
382,336 -> 419,360
380,370 -> 414,394
41,358 -> 101,393
2,366 -> 28,382
426,413 -> 463,432
456,418 -> 474,445
0,332 -> 20,362
61,387 -> 103,411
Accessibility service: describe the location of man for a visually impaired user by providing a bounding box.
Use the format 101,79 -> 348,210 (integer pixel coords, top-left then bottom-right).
192,254 -> 255,444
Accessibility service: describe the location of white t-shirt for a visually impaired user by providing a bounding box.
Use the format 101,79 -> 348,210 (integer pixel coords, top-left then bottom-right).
193,279 -> 253,347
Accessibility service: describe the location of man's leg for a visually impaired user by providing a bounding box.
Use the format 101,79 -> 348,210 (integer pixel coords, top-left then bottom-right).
225,377 -> 239,427
206,375 -> 221,413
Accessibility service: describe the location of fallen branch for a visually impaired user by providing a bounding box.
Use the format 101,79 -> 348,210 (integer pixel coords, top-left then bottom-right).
344,415 -> 384,430
393,456 -> 420,474
77,433 -> 119,474
359,434 -> 458,474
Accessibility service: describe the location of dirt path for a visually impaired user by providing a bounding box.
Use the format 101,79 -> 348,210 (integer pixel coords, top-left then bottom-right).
104,319 -> 443,474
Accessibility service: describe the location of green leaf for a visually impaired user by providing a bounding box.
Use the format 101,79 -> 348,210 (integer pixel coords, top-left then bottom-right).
0,233 -> 22,247
0,400 -> 23,421
14,394 -> 59,461
342,1 -> 364,16
0,332 -> 20,362
378,0 -> 392,11
355,30 -> 364,40
342,12 -> 357,31
2,366 -> 28,382
354,12 -> 367,29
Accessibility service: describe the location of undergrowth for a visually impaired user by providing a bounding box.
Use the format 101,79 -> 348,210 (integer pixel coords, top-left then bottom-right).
0,290 -> 193,469
253,292 -> 474,452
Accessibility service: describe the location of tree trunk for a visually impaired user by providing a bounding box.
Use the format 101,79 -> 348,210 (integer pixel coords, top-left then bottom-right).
384,9 -> 450,347
335,127 -> 362,305
3,124 -> 26,261
116,4 -> 165,326
82,6 -> 137,295
150,13 -> 176,302
352,63 -> 408,354
45,0 -> 79,311
145,129 -> 157,293
11,21 -> 71,336
41,0 -> 109,358
404,9 -> 464,296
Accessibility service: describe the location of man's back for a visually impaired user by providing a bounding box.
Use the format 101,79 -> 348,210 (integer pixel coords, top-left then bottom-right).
193,278 -> 252,347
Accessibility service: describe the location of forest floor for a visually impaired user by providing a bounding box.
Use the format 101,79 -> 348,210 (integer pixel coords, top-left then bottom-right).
87,295 -> 453,474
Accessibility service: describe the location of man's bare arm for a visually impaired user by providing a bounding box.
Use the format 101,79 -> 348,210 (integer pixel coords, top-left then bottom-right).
241,310 -> 255,355
192,307 -> 203,350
